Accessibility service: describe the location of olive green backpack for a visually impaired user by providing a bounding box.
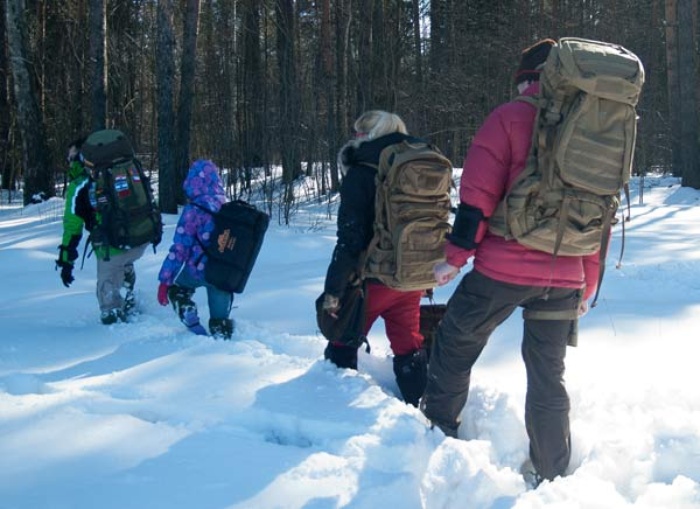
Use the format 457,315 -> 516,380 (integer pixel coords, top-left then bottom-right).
81,129 -> 163,257
489,37 -> 645,303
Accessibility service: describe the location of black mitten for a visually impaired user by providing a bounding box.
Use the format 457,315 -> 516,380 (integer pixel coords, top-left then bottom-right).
56,260 -> 74,287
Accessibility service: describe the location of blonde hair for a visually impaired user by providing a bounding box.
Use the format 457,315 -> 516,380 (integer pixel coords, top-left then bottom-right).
353,110 -> 408,139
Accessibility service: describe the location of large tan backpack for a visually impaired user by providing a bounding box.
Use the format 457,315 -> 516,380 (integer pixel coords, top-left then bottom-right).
489,38 -> 645,302
363,140 -> 453,291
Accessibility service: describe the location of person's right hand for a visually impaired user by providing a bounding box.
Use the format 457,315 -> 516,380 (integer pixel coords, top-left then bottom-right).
433,262 -> 460,286
157,283 -> 170,306
578,300 -> 589,317
322,294 -> 340,318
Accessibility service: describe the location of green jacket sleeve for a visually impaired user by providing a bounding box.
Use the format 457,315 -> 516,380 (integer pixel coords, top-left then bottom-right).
60,176 -> 91,263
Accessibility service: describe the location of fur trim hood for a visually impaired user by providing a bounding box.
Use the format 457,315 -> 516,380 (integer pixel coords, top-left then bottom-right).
337,132 -> 416,176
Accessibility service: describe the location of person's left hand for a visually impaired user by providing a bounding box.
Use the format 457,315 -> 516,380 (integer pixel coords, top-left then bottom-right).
56,260 -> 74,287
433,262 -> 460,286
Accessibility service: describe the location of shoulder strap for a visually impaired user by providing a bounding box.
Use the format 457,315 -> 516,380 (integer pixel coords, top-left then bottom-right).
189,202 -> 215,264
514,95 -> 538,107
492,96 -> 542,233
191,202 -> 213,215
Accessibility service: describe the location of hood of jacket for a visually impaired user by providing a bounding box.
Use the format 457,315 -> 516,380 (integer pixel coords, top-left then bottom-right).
183,159 -> 226,207
337,132 -> 417,176
67,161 -> 88,182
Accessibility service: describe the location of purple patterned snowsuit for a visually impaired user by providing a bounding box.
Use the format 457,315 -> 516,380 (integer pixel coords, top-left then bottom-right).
158,159 -> 232,319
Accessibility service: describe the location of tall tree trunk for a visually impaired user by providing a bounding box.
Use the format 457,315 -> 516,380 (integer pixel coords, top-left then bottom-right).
175,0 -> 200,203
241,0 -> 263,187
320,0 -> 334,194
678,0 -> 700,188
276,0 -> 301,187
156,0 -> 177,213
665,0 -> 682,176
333,0 -> 351,192
0,0 -> 14,192
356,0 -> 372,111
88,0 -> 106,130
412,0 -> 423,87
430,0 -> 447,74
5,0 -> 52,205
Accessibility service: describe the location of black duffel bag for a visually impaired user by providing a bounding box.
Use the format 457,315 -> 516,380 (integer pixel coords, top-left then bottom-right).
315,282 -> 368,350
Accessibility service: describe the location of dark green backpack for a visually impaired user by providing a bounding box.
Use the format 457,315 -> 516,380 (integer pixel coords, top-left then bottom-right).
81,129 -> 162,255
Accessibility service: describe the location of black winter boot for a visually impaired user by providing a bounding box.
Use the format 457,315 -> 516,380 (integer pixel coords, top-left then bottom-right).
324,343 -> 358,370
209,318 -> 234,339
167,285 -> 200,327
393,349 -> 428,407
101,308 -> 126,325
122,266 -> 136,316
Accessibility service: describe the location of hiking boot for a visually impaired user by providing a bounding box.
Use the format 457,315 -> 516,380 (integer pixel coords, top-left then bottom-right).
123,265 -> 136,292
324,343 -> 358,370
393,349 -> 428,407
209,318 -> 234,340
419,396 -> 460,438
101,309 -> 125,325
123,295 -> 136,318
167,285 -> 197,322
123,290 -> 137,316
520,459 -> 544,489
167,285 -> 207,333
122,267 -> 137,317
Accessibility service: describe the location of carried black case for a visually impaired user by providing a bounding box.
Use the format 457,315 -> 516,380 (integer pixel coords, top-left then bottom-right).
198,200 -> 269,294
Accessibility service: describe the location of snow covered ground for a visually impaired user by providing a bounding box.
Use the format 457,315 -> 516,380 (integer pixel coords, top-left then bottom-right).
0,174 -> 699,508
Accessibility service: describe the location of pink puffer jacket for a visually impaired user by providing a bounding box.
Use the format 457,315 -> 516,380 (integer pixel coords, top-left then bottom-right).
445,82 -> 600,300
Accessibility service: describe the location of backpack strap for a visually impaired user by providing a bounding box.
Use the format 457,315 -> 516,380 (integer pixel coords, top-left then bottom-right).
491,96 -> 540,237
591,202 -> 617,308
615,183 -> 631,271
189,202 -> 214,266
514,95 -> 538,107
191,202 -> 213,215
80,233 -> 93,269
133,158 -> 163,253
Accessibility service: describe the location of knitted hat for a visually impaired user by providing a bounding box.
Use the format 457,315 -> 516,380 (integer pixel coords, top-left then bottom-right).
514,38 -> 556,85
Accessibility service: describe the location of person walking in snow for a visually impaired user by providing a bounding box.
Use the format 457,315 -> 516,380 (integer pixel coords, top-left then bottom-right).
420,39 -> 598,485
55,136 -> 147,325
321,110 -> 428,407
157,159 -> 234,339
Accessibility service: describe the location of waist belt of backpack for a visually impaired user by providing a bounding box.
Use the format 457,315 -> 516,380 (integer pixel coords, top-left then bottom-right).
523,308 -> 579,321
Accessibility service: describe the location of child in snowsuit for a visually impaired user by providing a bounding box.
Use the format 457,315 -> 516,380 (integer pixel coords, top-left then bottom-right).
157,159 -> 234,338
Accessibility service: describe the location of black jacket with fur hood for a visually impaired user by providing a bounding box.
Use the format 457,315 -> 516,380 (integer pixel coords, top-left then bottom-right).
323,131 -> 421,297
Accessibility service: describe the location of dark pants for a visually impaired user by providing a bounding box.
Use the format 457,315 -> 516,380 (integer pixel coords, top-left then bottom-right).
421,270 -> 580,480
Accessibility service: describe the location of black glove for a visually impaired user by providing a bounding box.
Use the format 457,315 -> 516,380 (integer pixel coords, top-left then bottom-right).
58,243 -> 79,264
56,260 -> 74,287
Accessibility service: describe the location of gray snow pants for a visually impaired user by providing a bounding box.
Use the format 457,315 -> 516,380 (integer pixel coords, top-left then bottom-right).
421,270 -> 581,480
95,244 -> 148,313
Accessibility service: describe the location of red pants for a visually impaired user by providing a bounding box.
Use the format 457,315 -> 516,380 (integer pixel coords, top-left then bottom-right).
363,281 -> 423,356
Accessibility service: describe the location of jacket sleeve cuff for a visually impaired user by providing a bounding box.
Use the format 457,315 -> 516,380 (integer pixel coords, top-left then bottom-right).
445,241 -> 474,268
582,285 -> 596,301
